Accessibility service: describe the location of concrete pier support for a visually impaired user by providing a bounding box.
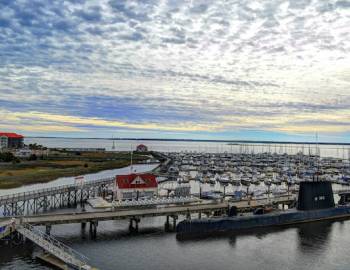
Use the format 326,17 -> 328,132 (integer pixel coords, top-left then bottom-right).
129,217 -> 140,233
186,209 -> 191,220
164,216 -> 170,231
172,215 -> 178,230
89,221 -> 98,239
45,225 -> 52,235
164,215 -> 178,232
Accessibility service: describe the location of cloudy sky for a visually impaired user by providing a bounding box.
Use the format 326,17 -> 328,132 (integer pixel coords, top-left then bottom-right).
0,0 -> 349,142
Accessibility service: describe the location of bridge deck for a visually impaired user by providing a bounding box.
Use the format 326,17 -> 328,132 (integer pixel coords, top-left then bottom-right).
18,202 -> 228,225
12,195 -> 297,226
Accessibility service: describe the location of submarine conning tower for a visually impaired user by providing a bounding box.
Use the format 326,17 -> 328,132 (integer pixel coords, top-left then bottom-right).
297,180 -> 335,211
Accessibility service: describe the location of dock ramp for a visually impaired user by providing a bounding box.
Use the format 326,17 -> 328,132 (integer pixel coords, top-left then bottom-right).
17,223 -> 93,269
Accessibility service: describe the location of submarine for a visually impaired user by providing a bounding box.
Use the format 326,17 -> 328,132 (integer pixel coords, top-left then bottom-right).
176,180 -> 350,237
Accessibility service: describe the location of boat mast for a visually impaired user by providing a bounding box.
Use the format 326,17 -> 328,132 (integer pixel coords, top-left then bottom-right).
130,144 -> 133,173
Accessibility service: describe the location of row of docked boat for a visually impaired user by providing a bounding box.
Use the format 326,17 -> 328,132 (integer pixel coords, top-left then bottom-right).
165,151 -> 350,186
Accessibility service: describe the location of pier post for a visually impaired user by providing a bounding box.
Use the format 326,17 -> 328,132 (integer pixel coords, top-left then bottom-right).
43,197 -> 48,212
74,190 -> 77,206
89,221 -> 98,239
67,191 -> 71,207
171,215 -> 178,231
45,225 -> 52,235
129,217 -> 140,233
81,222 -> 86,230
186,209 -> 191,220
34,199 -> 37,214
164,216 -> 170,231
80,190 -> 83,205
198,212 -> 202,219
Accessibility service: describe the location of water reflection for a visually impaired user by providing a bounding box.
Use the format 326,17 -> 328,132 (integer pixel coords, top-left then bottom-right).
296,221 -> 332,255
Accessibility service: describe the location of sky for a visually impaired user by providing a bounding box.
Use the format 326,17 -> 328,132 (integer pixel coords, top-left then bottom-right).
0,0 -> 349,142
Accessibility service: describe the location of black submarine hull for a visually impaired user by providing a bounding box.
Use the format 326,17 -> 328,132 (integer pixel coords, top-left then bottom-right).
176,206 -> 350,237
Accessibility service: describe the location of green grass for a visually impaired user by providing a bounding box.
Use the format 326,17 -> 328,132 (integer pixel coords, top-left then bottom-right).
0,152 -> 151,189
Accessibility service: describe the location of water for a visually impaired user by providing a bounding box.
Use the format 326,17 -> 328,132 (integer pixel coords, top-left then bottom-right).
2,138 -> 350,270
25,137 -> 350,159
2,219 -> 350,270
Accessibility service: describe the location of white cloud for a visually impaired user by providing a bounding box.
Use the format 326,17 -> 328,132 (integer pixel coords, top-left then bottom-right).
0,0 -> 349,137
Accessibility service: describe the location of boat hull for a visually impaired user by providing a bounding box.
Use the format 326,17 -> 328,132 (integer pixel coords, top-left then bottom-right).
176,206 -> 350,237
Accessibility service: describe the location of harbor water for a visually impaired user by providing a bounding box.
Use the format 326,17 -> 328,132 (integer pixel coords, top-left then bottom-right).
1,138 -> 350,270
25,137 -> 350,159
2,217 -> 350,270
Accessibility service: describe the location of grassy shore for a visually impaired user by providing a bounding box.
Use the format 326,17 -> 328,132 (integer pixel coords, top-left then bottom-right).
0,152 -> 151,189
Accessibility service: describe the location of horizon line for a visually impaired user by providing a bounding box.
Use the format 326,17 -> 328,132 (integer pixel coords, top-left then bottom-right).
25,136 -> 350,146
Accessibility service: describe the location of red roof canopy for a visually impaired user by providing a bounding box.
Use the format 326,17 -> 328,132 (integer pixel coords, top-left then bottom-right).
0,132 -> 24,138
116,173 -> 157,189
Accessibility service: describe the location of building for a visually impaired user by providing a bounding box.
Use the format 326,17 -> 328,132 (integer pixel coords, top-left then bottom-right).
14,149 -> 33,158
115,173 -> 158,201
136,144 -> 148,152
0,132 -> 24,149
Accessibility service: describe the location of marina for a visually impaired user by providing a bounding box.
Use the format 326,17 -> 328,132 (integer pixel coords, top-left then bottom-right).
2,140 -> 350,270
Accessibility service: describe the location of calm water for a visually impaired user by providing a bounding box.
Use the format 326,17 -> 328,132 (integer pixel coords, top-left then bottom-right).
2,219 -> 350,270
1,138 -> 350,270
25,137 -> 350,159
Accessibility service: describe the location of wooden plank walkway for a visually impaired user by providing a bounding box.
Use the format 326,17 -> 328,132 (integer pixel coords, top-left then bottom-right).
6,195 -> 297,226
17,202 -> 229,225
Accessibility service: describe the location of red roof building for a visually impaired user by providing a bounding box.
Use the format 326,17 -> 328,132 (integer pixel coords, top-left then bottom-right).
0,132 -> 24,149
136,144 -> 148,152
115,173 -> 158,201
0,132 -> 24,139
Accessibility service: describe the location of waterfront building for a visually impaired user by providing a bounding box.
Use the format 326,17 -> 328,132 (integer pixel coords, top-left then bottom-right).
136,144 -> 148,152
0,132 -> 24,149
114,173 -> 158,201
14,149 -> 33,158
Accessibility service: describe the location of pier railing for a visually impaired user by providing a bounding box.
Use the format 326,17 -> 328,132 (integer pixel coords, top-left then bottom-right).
0,177 -> 115,204
17,223 -> 90,269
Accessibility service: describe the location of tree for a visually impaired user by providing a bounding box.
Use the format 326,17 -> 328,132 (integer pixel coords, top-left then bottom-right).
28,154 -> 37,161
0,152 -> 16,162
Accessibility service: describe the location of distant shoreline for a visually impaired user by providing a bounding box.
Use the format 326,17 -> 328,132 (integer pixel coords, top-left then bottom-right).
26,137 -> 350,146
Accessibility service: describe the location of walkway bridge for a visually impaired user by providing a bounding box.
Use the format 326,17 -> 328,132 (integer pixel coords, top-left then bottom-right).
17,223 -> 93,269
0,177 -> 115,216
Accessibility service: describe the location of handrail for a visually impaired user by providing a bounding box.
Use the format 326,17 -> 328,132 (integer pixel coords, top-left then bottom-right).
18,223 -> 89,267
0,177 -> 114,202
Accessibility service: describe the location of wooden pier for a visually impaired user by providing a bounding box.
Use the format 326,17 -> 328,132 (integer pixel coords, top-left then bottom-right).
0,195 -> 297,235
18,201 -> 229,227
0,177 -> 114,216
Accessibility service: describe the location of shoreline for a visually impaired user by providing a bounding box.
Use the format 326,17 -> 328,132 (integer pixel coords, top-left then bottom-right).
25,137 -> 350,145
0,152 -> 151,190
